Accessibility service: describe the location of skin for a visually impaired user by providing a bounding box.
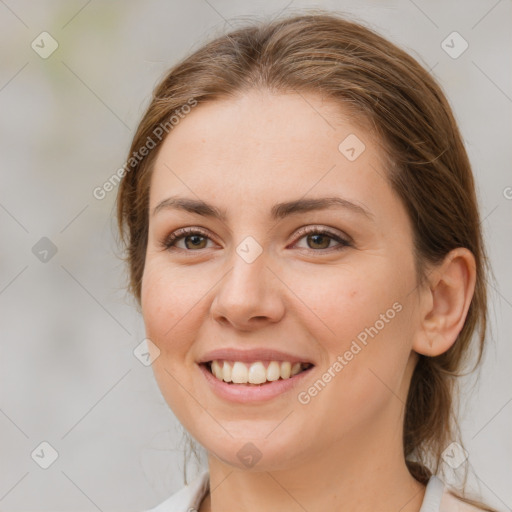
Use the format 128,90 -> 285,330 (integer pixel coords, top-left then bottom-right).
141,89 -> 476,512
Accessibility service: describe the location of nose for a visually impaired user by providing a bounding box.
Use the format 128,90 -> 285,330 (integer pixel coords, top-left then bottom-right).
210,246 -> 285,331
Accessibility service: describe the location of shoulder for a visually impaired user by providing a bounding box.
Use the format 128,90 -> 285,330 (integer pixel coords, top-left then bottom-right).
421,475 -> 489,512
143,470 -> 210,512
440,489 -> 489,512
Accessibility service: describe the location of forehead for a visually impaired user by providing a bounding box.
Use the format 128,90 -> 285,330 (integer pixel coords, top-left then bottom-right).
149,90 -> 392,220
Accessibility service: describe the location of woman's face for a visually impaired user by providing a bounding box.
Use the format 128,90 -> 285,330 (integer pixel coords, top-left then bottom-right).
141,90 -> 423,471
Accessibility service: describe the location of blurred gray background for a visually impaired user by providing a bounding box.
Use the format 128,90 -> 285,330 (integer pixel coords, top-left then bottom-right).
1,1 -> 511,511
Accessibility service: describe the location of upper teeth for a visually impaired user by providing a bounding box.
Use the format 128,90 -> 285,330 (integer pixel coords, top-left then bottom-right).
210,360 -> 309,384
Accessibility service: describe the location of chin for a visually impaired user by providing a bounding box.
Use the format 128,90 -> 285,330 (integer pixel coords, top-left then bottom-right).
203,434 -> 307,473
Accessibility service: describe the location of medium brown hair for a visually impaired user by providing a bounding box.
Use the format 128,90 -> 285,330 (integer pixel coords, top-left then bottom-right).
116,10 -> 495,510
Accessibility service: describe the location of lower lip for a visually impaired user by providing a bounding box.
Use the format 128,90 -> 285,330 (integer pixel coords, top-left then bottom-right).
198,363 -> 314,403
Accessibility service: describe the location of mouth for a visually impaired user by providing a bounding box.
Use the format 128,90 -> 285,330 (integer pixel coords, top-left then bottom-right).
201,360 -> 315,386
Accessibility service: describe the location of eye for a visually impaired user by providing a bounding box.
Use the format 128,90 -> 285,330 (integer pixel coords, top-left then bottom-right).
160,226 -> 352,253
291,226 -> 351,252
161,227 -> 215,251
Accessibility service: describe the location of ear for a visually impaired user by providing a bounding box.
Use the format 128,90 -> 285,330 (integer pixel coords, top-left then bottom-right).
412,248 -> 477,357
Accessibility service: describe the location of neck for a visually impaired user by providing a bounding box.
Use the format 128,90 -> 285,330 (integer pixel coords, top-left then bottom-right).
200,420 -> 426,512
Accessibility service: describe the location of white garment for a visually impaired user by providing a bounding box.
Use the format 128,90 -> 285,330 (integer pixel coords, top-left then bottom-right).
144,470 -> 483,512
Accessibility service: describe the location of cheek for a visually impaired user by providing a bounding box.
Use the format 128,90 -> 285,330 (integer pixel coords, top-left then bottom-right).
300,307 -> 413,443
140,260 -> 197,358
292,261 -> 415,413
140,260 -> 203,418
287,260 -> 407,343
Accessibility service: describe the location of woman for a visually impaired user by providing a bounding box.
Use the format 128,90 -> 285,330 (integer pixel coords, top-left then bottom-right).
116,11 -> 497,512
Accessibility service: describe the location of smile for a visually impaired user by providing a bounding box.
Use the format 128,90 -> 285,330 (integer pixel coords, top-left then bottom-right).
198,360 -> 315,403
206,360 -> 313,385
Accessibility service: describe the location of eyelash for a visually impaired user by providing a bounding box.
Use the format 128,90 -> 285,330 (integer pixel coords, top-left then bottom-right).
160,226 -> 352,254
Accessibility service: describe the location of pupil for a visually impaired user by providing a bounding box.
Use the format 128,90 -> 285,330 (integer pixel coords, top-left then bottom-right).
310,234 -> 328,249
187,235 -> 205,249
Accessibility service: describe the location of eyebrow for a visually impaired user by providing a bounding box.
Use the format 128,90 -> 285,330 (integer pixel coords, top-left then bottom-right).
152,195 -> 374,222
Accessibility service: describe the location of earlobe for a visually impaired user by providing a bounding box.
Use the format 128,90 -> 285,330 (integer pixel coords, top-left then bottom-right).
413,248 -> 476,357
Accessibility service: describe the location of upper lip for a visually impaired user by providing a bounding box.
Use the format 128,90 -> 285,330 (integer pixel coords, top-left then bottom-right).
197,348 -> 315,365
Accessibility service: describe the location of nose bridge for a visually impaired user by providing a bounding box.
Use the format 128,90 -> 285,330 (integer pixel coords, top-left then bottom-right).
225,234 -> 269,299
211,234 -> 284,326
